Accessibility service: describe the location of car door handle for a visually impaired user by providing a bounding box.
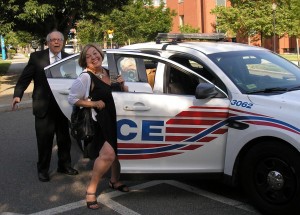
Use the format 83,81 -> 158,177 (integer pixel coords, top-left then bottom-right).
58,90 -> 70,95
123,104 -> 151,111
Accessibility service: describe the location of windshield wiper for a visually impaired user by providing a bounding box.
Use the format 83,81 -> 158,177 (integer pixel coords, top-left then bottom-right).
247,87 -> 288,94
287,85 -> 300,91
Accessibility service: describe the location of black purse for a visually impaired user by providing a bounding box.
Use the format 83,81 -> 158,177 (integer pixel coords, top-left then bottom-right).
70,72 -> 95,141
70,106 -> 95,141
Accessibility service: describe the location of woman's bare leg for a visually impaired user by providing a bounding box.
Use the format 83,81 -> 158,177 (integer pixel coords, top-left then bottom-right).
86,142 -> 115,208
110,158 -> 129,192
111,158 -> 121,181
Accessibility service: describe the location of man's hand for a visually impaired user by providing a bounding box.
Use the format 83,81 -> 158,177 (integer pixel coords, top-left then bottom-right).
12,97 -> 21,111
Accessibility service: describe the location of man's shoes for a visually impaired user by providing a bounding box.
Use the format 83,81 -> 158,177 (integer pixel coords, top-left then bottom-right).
38,172 -> 50,182
57,166 -> 79,175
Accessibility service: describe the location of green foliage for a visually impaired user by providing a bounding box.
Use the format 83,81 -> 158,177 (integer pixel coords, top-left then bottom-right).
76,20 -> 104,45
15,31 -> 35,47
211,0 -> 296,40
7,49 -> 16,54
0,0 -> 20,35
1,0 -> 130,45
288,0 -> 300,37
5,32 -> 19,49
76,0 -> 176,45
17,0 -> 55,23
3,31 -> 35,50
0,61 -> 11,76
179,24 -> 200,33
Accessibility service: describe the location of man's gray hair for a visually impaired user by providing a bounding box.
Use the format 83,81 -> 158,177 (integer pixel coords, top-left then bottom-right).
46,31 -> 64,42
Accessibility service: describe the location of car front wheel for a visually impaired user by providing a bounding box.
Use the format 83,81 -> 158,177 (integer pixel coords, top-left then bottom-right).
240,141 -> 300,215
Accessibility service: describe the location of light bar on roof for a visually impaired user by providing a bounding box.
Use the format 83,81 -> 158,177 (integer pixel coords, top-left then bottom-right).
156,33 -> 226,42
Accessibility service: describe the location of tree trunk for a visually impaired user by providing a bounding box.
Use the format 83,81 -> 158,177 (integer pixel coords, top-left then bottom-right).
260,32 -> 264,48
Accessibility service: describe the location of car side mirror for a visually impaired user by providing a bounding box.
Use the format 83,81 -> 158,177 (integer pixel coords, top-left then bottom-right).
195,83 -> 218,99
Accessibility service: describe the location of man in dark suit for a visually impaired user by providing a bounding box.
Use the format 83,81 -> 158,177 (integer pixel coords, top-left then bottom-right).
12,30 -> 78,182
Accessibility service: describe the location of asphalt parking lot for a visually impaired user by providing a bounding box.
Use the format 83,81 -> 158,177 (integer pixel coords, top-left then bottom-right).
0,108 -> 260,215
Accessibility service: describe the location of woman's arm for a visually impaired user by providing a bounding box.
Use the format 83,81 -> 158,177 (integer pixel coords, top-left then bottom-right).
68,73 -> 105,109
75,98 -> 105,109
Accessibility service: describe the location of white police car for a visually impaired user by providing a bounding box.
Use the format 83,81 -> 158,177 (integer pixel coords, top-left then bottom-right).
45,33 -> 300,214
64,44 -> 75,54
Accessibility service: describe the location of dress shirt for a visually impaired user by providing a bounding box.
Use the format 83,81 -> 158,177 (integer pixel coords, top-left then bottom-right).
49,51 -> 62,64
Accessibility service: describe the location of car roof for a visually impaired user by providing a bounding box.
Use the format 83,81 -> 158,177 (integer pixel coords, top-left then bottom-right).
123,41 -> 267,55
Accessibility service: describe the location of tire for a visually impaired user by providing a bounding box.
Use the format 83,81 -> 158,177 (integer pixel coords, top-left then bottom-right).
240,141 -> 300,215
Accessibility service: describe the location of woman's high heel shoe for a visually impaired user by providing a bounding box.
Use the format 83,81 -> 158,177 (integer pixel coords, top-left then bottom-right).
86,192 -> 101,210
109,180 -> 129,192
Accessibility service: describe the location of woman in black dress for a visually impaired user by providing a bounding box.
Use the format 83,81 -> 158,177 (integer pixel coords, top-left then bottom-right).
68,43 -> 129,210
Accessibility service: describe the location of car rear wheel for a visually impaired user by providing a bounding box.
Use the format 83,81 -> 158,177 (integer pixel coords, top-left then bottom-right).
240,141 -> 300,215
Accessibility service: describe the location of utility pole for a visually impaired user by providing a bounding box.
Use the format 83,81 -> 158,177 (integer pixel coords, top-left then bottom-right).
272,2 -> 277,53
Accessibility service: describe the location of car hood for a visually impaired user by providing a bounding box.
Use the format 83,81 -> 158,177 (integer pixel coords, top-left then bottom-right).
248,90 -> 300,110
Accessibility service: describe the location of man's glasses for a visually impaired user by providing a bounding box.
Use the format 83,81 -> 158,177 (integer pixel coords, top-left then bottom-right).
49,38 -> 64,42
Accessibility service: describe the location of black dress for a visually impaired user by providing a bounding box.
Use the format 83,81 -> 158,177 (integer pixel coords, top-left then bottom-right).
87,71 -> 118,158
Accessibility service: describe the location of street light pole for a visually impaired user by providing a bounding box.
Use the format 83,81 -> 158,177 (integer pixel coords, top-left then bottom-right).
272,3 -> 277,53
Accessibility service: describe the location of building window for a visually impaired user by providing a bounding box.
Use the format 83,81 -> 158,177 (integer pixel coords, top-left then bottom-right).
179,15 -> 184,26
178,0 -> 184,3
216,0 -> 226,6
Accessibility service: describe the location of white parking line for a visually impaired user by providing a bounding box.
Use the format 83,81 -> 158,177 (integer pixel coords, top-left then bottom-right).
4,180 -> 258,215
165,180 -> 259,213
28,181 -> 163,215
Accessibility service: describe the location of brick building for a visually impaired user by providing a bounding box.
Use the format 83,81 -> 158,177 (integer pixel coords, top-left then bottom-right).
164,0 -> 298,54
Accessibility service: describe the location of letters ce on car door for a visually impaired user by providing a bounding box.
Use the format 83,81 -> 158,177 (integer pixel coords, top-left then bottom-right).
108,52 -> 230,174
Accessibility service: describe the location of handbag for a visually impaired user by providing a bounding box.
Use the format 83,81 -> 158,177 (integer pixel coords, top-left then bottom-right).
70,72 -> 95,141
70,106 -> 95,141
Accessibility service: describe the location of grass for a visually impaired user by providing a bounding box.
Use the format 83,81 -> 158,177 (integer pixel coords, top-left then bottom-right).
0,59 -> 11,76
280,54 -> 300,61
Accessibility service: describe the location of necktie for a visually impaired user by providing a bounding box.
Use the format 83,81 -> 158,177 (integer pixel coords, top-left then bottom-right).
51,55 -> 60,64
55,55 -> 59,62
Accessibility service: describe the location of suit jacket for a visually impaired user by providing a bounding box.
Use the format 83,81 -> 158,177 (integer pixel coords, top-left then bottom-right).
14,49 -> 70,118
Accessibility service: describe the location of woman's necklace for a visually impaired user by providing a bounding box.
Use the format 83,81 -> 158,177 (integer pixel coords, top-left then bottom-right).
94,69 -> 106,79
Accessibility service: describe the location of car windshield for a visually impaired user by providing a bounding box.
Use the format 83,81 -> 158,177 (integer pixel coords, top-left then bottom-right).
208,50 -> 300,94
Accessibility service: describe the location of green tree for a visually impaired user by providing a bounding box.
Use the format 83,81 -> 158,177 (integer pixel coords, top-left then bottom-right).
2,0 -> 129,46
0,0 -> 19,36
5,32 -> 19,49
76,19 -> 104,45
211,0 -> 291,45
179,24 -> 200,33
288,0 -> 300,63
15,31 -> 35,48
76,0 -> 176,46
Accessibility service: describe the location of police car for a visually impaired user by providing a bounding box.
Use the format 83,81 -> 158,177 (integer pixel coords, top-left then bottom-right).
45,33 -> 300,214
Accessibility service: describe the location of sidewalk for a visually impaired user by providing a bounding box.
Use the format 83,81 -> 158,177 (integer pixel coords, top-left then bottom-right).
0,53 -> 32,112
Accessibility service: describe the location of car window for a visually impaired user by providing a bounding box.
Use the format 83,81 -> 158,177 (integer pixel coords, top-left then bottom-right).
115,54 -> 225,97
115,55 -> 157,89
246,57 -> 296,80
118,57 -> 139,82
169,55 -> 227,93
210,50 -> 300,94
45,54 -> 108,79
165,65 -> 202,95
45,56 -> 82,78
